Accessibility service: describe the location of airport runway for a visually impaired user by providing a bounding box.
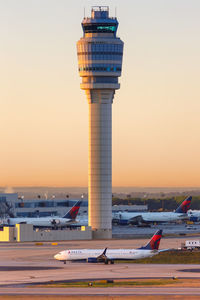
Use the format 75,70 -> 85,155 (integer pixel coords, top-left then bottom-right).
1,286 -> 200,296
1,237 -> 200,295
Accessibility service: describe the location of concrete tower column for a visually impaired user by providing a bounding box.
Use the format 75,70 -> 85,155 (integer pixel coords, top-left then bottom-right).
77,6 -> 124,239
86,90 -> 114,239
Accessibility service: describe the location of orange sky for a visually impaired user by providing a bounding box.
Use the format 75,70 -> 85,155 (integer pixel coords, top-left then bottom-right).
0,0 -> 200,187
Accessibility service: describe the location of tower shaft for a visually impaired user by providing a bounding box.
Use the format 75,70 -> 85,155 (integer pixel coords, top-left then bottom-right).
87,90 -> 114,238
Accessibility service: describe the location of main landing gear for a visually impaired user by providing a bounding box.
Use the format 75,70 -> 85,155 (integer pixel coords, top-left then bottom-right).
105,260 -> 114,265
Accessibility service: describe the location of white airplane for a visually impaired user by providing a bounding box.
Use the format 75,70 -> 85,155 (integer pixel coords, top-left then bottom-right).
54,229 -> 165,264
3,200 -> 82,228
187,209 -> 200,222
113,196 -> 192,225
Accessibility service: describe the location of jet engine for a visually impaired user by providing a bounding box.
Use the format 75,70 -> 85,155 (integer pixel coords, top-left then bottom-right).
51,219 -> 60,226
87,257 -> 98,263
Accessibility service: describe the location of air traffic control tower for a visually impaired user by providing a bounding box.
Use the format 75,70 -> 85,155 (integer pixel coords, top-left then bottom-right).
77,6 -> 124,239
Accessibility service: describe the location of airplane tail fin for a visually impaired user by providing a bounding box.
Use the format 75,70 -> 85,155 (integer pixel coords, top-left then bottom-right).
175,196 -> 192,214
139,230 -> 162,250
62,200 -> 82,220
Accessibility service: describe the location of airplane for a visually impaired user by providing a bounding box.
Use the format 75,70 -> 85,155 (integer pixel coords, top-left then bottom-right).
2,200 -> 82,228
187,209 -> 200,222
113,196 -> 192,225
54,229 -> 166,264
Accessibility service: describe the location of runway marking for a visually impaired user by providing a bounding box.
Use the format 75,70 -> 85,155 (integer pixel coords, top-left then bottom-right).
0,266 -> 62,271
109,265 -> 129,273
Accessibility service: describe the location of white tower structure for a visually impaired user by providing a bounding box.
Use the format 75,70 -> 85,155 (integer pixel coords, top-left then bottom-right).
77,6 -> 124,239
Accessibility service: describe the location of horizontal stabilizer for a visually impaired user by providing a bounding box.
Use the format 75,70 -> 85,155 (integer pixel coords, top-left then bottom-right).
158,248 -> 172,253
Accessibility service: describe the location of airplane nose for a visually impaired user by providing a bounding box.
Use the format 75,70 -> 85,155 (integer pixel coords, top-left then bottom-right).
54,254 -> 59,260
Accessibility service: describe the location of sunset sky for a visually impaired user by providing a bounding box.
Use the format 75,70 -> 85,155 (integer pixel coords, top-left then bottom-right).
0,0 -> 200,187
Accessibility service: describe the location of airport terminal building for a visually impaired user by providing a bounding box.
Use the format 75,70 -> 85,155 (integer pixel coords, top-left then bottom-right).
0,193 -> 147,218
0,193 -> 87,218
0,192 -> 147,243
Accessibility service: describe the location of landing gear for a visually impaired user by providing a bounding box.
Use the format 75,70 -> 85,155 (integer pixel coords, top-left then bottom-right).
104,260 -> 114,265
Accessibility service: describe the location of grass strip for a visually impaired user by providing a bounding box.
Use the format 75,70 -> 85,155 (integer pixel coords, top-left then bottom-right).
35,278 -> 182,288
116,250 -> 200,264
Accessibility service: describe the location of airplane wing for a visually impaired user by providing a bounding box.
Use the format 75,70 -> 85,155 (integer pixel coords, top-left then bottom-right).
87,248 -> 113,264
179,214 -> 189,220
96,248 -> 108,262
128,215 -> 144,225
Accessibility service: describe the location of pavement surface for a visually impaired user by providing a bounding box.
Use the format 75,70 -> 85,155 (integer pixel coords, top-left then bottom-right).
1,287 -> 200,296
112,223 -> 200,237
1,236 -> 200,295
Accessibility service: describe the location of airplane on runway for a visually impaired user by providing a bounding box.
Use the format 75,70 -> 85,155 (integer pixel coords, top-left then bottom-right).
2,200 -> 82,228
54,229 -> 167,264
113,196 -> 192,225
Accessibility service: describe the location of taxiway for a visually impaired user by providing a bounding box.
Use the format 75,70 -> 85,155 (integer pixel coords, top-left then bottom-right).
1,237 -> 200,296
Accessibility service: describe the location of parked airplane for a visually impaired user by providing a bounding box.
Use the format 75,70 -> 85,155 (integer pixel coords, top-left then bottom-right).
113,196 -> 192,225
2,200 -> 82,228
187,209 -> 200,222
54,229 -> 166,264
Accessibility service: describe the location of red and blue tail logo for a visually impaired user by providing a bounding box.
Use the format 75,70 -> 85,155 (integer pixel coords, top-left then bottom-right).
139,230 -> 162,250
175,196 -> 192,214
63,200 -> 82,219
